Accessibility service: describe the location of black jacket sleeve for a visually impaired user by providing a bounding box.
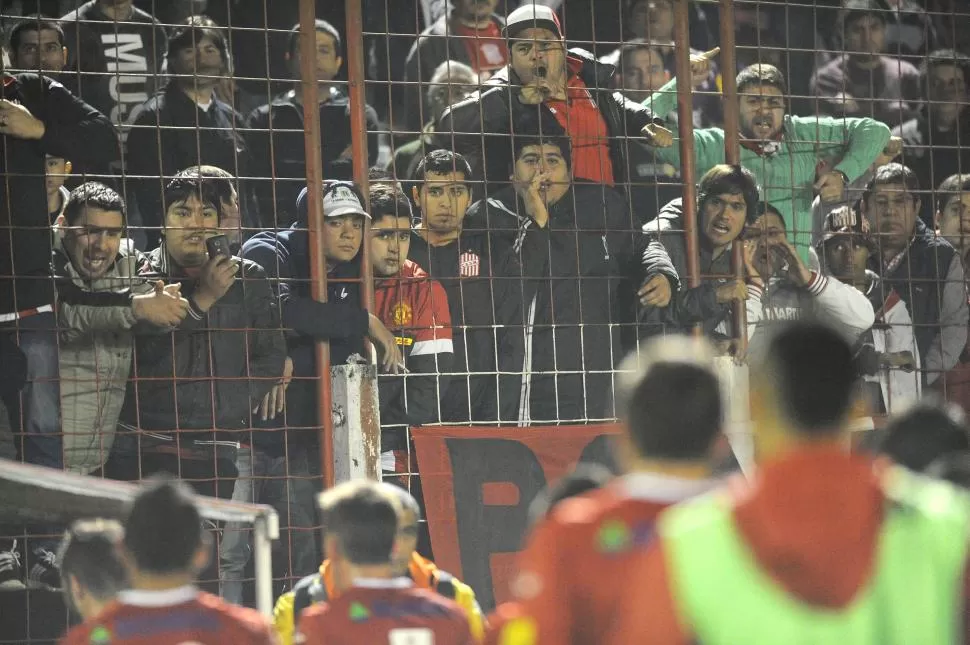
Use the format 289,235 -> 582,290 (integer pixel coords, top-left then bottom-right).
240,260 -> 288,404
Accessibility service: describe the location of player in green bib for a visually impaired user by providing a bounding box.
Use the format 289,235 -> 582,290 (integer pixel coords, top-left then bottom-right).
609,321 -> 970,645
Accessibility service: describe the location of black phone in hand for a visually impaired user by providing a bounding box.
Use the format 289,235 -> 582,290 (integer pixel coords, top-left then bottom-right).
206,234 -> 232,260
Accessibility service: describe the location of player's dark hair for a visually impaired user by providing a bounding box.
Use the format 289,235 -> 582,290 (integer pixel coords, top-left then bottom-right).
762,321 -> 859,435
63,182 -> 126,227
319,481 -> 399,565
862,162 -> 920,204
288,19 -> 342,57
195,165 -> 237,207
8,16 -> 65,55
58,519 -> 128,614
879,398 -> 970,472
369,182 -> 414,226
167,18 -> 228,74
697,164 -> 761,224
935,173 -> 970,215
527,464 -> 613,529
123,476 -> 202,575
840,0 -> 887,31
759,202 -> 786,228
620,338 -> 722,460
511,118 -> 573,171
164,167 -> 224,221
415,149 -> 473,183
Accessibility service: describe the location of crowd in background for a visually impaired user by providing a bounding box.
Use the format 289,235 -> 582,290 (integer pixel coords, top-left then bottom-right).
2,0 -> 970,618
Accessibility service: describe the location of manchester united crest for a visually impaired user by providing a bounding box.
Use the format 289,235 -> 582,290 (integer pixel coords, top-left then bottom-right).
392,302 -> 413,326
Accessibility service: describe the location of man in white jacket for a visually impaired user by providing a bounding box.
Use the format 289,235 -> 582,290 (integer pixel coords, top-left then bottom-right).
740,203 -> 876,365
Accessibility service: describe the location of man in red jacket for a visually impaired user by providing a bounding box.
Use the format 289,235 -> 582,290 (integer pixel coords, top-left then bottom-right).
60,476 -> 274,645
297,480 -> 473,645
509,335 -> 726,645
610,321 -> 970,645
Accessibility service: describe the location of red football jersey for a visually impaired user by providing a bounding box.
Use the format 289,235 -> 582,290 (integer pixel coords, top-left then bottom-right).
374,259 -> 453,360
296,579 -> 474,645
511,474 -> 722,645
59,586 -> 275,645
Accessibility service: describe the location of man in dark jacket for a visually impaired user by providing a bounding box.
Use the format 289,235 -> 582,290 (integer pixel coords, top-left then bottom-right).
0,67 -> 118,470
862,163 -> 969,386
126,20 -> 246,250
245,20 -> 381,228
403,0 -> 506,133
464,128 -> 678,423
640,165 -> 759,342
436,3 -> 671,194
409,149 -> 524,423
111,170 -> 287,501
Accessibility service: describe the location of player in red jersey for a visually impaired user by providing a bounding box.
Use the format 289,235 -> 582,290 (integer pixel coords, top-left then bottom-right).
296,480 -> 473,645
60,476 -> 275,645
507,336 -> 727,645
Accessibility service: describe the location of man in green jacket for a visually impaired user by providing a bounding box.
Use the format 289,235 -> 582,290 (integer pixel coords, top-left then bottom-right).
644,63 -> 892,261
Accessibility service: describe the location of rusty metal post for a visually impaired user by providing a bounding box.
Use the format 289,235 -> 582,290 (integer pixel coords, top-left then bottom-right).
673,0 -> 701,291
298,0 -> 335,490
345,0 -> 375,311
718,0 -> 747,353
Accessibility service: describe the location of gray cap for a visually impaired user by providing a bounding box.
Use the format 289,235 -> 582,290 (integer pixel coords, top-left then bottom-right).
296,180 -> 370,222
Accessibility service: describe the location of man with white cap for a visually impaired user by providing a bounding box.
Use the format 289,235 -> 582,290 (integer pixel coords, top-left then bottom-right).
437,2 -> 673,192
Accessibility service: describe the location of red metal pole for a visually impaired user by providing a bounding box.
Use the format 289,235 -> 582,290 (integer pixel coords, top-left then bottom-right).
298,0 -> 335,490
718,0 -> 747,351
673,0 -> 701,291
346,0 -> 375,312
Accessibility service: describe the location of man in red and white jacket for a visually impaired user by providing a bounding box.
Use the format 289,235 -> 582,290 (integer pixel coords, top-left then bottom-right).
369,183 -> 454,472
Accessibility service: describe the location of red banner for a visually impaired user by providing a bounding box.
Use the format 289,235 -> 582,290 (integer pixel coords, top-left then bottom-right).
412,424 -> 620,610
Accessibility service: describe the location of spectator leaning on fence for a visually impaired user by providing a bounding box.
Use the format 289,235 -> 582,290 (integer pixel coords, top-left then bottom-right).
60,477 -> 276,645
437,2 -> 672,192
408,149 -> 525,424
894,49 -> 970,222
245,20 -> 381,228
862,163 -> 969,386
111,169 -> 287,500
513,335 -> 725,645
57,519 -> 128,621
126,18 -> 246,250
810,0 -> 921,128
369,183 -> 454,437
0,55 -> 119,471
464,119 -> 679,423
294,481 -> 475,645
645,63 -> 892,262
403,0 -> 506,133
611,322 -> 970,645
639,164 -> 760,344
53,182 -> 190,477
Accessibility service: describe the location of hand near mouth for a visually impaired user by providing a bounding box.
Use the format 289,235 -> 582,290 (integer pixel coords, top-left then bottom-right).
520,82 -> 550,105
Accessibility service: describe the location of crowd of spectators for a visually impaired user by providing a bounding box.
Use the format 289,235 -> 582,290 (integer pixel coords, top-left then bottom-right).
2,0 -> 970,613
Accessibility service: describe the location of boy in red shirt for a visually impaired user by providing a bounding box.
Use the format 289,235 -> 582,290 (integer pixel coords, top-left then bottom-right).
296,480 -> 473,645
60,476 -> 274,645
509,336 -> 726,645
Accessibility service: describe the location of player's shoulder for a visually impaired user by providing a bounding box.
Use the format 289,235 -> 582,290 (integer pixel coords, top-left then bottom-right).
196,591 -> 274,636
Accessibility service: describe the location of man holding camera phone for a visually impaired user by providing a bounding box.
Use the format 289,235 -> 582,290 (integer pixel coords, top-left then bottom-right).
109,167 -> 287,504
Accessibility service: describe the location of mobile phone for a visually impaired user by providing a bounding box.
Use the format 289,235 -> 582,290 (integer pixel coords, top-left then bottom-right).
206,234 -> 232,260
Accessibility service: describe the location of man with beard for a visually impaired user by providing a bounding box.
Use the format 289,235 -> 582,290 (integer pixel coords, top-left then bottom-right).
740,204 -> 875,364
646,63 -> 892,262
862,163 -> 969,386
127,18 -> 246,249
437,3 -> 672,193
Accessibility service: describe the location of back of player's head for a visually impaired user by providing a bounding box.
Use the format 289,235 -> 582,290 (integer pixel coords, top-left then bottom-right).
759,321 -> 859,436
318,481 -> 399,565
377,482 -> 423,522
527,464 -> 613,529
879,398 -> 970,472
58,519 -> 128,612
123,476 -> 202,575
618,336 -> 722,461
